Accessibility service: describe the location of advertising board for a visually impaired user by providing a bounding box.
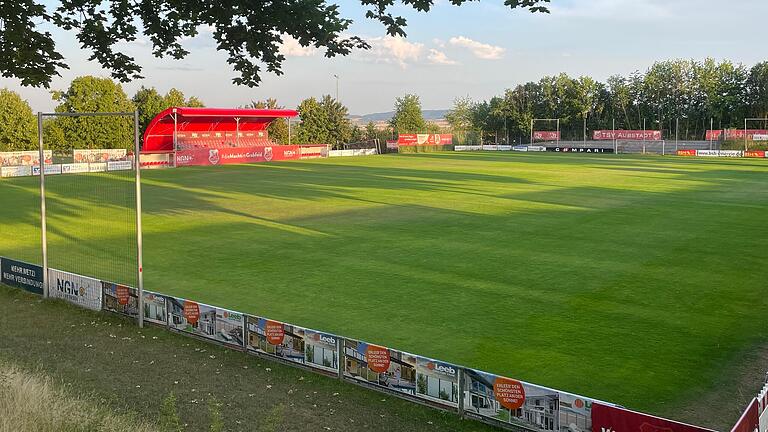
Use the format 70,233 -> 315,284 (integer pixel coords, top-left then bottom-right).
415,356 -> 460,407
0,150 -> 52,166
592,404 -> 715,432
88,162 -> 108,172
533,131 -> 560,141
677,149 -> 697,156
107,160 -> 134,171
167,297 -> 244,347
176,146 -> 302,166
1,166 -> 32,177
454,146 -> 482,151
696,150 -> 744,158
299,145 -> 329,159
397,134 -> 453,146
32,164 -> 63,175
1,257 -> 44,295
61,163 -> 90,174
48,269 -> 102,311
343,339 -> 417,396
593,130 -> 662,141
706,129 -> 768,140
744,150 -> 766,158
101,282 -> 168,325
73,149 -> 127,163
546,147 -> 614,154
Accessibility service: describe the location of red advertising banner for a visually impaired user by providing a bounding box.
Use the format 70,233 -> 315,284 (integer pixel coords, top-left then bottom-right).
116,285 -> 130,305
175,145 -> 304,166
593,130 -> 662,141
396,134 -> 453,146
706,129 -> 768,140
677,149 -> 697,156
533,131 -> 560,141
730,398 -> 759,432
592,404 -> 715,432
744,150 -> 766,158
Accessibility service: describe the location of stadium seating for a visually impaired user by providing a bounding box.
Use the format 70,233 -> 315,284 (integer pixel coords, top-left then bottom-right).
174,132 -> 273,150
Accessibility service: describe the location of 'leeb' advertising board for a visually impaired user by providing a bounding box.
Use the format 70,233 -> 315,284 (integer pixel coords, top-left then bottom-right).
415,356 -> 460,407
246,317 -> 312,368
48,269 -> 102,311
102,282 -> 168,325
343,339 -> 417,396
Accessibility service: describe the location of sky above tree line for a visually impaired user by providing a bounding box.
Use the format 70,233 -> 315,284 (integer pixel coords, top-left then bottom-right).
3,0 -> 767,115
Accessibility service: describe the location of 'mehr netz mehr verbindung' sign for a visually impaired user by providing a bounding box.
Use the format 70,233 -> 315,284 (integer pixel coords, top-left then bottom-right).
1,257 -> 44,295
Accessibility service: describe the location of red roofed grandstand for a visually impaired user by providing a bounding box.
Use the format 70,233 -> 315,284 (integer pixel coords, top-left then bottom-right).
140,107 -> 330,168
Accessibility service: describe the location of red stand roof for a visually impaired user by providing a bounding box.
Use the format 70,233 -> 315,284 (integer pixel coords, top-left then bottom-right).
142,107 -> 298,152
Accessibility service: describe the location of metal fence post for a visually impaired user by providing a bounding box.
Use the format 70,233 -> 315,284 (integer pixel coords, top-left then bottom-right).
134,111 -> 145,328
457,368 -> 465,417
37,112 -> 49,298
337,337 -> 344,380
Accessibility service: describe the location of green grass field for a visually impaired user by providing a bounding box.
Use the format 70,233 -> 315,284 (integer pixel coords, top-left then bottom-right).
2,152 -> 767,426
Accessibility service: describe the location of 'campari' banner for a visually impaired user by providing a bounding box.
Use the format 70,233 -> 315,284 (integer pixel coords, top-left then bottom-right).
533,131 -> 560,141
706,129 -> 768,140
175,146 -> 302,166
591,404 -> 716,432
593,130 -> 662,141
396,134 -> 453,146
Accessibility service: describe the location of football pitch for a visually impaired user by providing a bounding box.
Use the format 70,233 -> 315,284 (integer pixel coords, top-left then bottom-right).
2,152 -> 767,421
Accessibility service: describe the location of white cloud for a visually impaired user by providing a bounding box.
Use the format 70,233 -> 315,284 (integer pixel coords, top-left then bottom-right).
428,49 -> 457,65
550,0 -> 672,20
448,36 -> 505,60
279,36 -> 317,57
366,36 -> 424,68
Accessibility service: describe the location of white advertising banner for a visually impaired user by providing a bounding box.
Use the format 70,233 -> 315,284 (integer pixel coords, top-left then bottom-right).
497,145 -> 512,151
73,149 -> 127,163
107,160 -> 133,171
696,150 -> 744,158
753,134 -> 768,141
0,150 -> 52,166
482,145 -> 499,151
513,145 -> 528,152
32,164 -> 63,176
1,166 -> 32,178
88,162 -> 108,172
61,163 -> 90,174
454,146 -> 482,152
49,269 -> 102,311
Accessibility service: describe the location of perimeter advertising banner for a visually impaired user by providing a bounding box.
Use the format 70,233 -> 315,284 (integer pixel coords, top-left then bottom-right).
677,149 -> 697,156
0,150 -> 52,166
0,257 -> 43,295
593,130 -> 662,141
102,282 -> 168,325
744,150 -> 767,158
696,150 -> 744,158
73,149 -> 127,163
1,166 -> 32,178
533,131 -> 560,141
547,147 -> 615,154
299,145 -> 329,159
61,163 -> 90,174
32,164 -> 63,175
48,269 -> 102,311
730,399 -> 759,432
247,317 -> 339,375
591,404 -> 715,432
396,134 -> 453,146
462,369 -> 561,431
706,129 -> 768,140
175,146 -> 303,166
343,339 -> 418,396
415,356 -> 460,407
167,297 -> 244,347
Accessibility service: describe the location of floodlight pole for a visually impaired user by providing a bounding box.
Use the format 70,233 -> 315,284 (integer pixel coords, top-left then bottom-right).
37,113 -> 49,298
134,111 -> 145,328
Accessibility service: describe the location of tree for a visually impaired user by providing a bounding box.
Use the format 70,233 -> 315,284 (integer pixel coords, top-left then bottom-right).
0,88 -> 37,151
747,62 -> 768,118
248,99 -> 289,144
295,95 -> 352,148
390,94 -> 426,134
2,1 -> 549,88
364,122 -> 378,140
132,86 -> 166,134
51,76 -> 135,150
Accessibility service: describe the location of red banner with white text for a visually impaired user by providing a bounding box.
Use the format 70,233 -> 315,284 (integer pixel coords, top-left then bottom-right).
397,134 -> 453,146
533,131 -> 560,141
593,130 -> 662,141
591,404 -> 715,432
706,129 -> 768,140
175,146 -> 306,166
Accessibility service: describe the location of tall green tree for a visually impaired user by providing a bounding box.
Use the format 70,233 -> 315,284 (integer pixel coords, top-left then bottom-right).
132,86 -> 166,134
51,76 -> 135,150
0,88 -> 37,151
295,95 -> 352,148
3,1 -> 548,88
248,99 -> 289,144
747,62 -> 768,118
390,94 -> 426,134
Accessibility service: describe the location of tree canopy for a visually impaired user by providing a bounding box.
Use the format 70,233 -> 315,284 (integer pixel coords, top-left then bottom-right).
390,94 -> 426,134
1,0 -> 550,88
133,87 -> 206,134
0,89 -> 37,151
247,99 -> 290,144
295,95 -> 352,148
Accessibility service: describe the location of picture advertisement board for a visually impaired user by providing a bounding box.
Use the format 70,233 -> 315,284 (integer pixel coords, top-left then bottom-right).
343,339 -> 418,396
0,150 -> 52,166
462,369 -> 590,432
706,129 -> 768,141
593,130 -> 662,141
591,403 -> 716,432
48,269 -> 102,311
73,149 -> 127,163
547,147 -> 614,154
1,165 -> 32,178
107,160 -> 134,171
396,134 -> 453,146
167,297 -> 244,347
246,317 -> 340,374
175,146 -> 302,166
0,257 -> 44,295
415,355 -> 460,407
101,282 -> 168,325
533,131 -> 560,141
298,145 -> 329,159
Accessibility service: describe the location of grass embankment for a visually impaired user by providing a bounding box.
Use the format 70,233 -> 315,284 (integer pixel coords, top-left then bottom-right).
0,284 -> 493,432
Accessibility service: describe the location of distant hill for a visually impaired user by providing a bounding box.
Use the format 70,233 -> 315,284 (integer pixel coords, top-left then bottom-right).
349,109 -> 448,124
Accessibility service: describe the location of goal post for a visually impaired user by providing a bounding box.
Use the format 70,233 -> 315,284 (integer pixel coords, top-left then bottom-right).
36,111 -> 145,327
531,118 -> 560,145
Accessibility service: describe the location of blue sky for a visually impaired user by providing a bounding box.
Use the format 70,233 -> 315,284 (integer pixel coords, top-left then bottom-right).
4,0 -> 767,114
